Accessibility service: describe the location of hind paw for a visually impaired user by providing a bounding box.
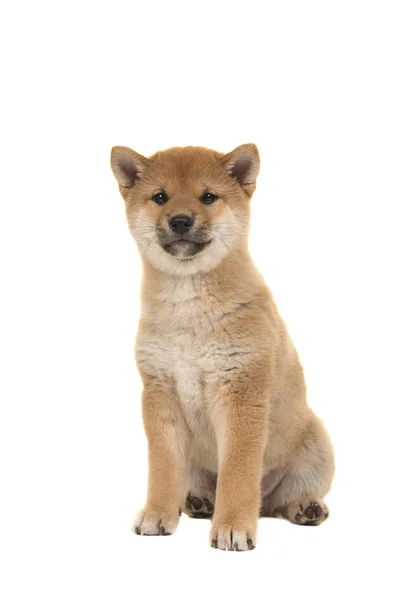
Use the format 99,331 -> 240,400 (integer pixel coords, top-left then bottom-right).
286,498 -> 329,526
184,493 -> 214,519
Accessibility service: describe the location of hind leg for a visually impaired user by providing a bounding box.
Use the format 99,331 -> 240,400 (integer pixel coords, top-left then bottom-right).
262,417 -> 334,526
183,466 -> 216,519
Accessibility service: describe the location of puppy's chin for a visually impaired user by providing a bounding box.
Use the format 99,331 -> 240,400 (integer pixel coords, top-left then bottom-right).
162,240 -> 211,259
137,237 -> 229,276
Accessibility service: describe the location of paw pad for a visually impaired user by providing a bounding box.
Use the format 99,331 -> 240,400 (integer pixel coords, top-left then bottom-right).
292,500 -> 328,526
185,494 -> 214,519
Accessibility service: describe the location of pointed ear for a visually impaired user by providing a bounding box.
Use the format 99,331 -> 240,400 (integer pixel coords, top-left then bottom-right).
110,146 -> 149,188
221,144 -> 260,194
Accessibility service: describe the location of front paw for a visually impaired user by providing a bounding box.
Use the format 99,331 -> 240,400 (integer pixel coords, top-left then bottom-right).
133,507 -> 180,536
210,519 -> 257,551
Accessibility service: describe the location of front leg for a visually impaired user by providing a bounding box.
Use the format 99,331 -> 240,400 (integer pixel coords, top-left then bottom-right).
134,374 -> 185,536
210,367 -> 269,550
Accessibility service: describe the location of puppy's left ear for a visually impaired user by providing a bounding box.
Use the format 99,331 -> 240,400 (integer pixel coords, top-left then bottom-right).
221,144 -> 260,197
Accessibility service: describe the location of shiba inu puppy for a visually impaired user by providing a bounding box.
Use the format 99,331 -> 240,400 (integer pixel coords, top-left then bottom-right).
110,143 -> 335,551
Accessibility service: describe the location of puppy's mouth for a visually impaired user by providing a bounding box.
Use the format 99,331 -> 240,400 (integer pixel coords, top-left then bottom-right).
162,239 -> 211,258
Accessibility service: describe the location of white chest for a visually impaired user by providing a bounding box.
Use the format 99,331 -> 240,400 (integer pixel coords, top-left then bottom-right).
137,332 -> 211,401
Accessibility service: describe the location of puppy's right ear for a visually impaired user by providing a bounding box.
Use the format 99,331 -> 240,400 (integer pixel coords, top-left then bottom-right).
110,146 -> 149,188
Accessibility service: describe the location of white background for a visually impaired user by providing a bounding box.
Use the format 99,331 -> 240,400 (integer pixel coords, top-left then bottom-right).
1,1 -> 399,598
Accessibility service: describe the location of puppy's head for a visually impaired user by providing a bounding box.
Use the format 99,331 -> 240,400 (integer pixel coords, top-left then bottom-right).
110,144 -> 260,275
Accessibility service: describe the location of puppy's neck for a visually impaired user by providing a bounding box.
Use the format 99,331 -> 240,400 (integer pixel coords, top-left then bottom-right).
141,249 -> 264,305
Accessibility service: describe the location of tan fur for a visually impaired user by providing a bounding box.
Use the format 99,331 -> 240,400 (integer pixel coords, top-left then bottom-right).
110,143 -> 335,550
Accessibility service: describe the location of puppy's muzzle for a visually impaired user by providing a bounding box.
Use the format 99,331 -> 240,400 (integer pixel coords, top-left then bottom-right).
158,214 -> 211,258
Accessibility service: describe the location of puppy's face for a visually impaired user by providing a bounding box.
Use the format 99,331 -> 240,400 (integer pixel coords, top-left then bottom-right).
111,144 -> 260,275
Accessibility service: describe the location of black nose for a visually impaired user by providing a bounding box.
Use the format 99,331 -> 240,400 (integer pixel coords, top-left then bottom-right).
169,214 -> 194,234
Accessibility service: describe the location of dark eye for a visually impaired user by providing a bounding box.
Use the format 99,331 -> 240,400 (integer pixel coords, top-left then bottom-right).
201,192 -> 218,205
152,192 -> 168,206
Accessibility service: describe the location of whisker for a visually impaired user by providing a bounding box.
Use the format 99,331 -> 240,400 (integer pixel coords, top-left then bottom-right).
210,234 -> 230,252
191,257 -> 202,277
140,235 -> 158,251
172,258 -> 183,277
212,233 -> 249,238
